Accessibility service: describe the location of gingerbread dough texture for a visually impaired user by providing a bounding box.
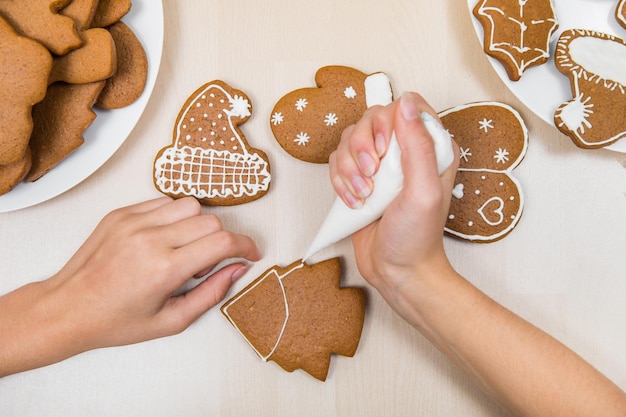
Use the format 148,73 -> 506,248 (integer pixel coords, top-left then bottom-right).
221,258 -> 366,381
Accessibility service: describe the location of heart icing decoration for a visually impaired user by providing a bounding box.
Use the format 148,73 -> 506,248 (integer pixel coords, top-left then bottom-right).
477,197 -> 504,226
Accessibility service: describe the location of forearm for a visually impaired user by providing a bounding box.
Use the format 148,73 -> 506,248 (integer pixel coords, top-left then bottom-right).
393,261 -> 626,417
0,278 -> 87,377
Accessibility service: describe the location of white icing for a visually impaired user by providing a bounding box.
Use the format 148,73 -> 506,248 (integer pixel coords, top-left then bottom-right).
303,111 -> 454,261
364,73 -> 393,107
568,36 -> 626,86
221,262 -> 305,361
295,98 -> 308,112
475,0 -> 558,78
324,113 -> 338,126
556,93 -> 593,133
493,148 -> 510,164
459,147 -> 472,162
228,95 -> 251,118
477,197 -> 505,226
344,86 -> 357,99
154,146 -> 271,199
452,183 -> 464,199
619,0 -> 626,27
479,118 -> 494,132
294,132 -> 310,146
271,112 -> 284,126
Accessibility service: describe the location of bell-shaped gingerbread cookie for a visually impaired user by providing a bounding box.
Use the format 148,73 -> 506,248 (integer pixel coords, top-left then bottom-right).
221,258 -> 366,381
439,102 -> 528,243
553,29 -> 626,149
154,80 -> 271,206
270,66 -> 393,163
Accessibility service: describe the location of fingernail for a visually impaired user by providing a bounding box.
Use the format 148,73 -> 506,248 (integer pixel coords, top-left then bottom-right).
358,152 -> 376,177
375,133 -> 386,157
351,175 -> 371,199
400,92 -> 420,121
344,191 -> 363,209
231,265 -> 250,282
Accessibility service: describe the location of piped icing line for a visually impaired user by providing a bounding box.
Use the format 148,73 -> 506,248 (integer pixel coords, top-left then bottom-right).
618,0 -> 626,28
174,83 -> 251,153
222,261 -> 305,361
444,172 -> 525,242
474,0 -> 559,78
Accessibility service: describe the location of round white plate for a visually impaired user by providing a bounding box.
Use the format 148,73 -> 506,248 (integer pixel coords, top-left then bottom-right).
0,0 -> 164,213
467,0 -> 626,152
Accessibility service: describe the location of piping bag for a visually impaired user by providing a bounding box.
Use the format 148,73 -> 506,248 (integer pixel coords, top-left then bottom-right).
302,110 -> 456,262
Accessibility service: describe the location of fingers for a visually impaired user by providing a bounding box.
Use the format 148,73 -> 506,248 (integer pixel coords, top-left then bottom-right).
159,262 -> 250,334
330,104 -> 395,208
170,230 -> 262,285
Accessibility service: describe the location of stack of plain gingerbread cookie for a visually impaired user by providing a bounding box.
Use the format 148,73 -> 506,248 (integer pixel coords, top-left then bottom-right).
0,0 -> 147,195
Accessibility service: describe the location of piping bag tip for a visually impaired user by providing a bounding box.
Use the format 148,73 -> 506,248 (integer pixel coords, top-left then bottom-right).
302,112 -> 455,261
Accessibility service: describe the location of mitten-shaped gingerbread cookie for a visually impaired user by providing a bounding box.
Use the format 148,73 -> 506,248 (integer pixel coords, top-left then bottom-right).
270,66 -> 393,163
439,102 -> 528,243
154,80 -> 271,206
553,29 -> 626,149
221,258 -> 366,381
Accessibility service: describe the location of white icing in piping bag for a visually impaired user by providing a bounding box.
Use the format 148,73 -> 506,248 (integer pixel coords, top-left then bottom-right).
302,112 -> 455,262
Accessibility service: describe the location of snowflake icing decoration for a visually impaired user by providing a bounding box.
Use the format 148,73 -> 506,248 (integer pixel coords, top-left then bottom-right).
459,147 -> 472,162
295,98 -> 308,112
294,132 -> 310,146
479,118 -> 494,133
344,86 -> 357,99
271,112 -> 284,126
324,113 -> 338,126
493,148 -> 509,164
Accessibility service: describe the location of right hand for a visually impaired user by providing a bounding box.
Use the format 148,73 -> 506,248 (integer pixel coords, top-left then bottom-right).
329,92 -> 459,309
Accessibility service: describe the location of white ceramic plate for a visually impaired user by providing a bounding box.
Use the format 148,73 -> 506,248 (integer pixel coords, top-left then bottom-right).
0,0 -> 164,213
467,0 -> 626,152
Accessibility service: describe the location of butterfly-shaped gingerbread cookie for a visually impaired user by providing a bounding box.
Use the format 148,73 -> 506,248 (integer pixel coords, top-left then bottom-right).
439,102 -> 528,243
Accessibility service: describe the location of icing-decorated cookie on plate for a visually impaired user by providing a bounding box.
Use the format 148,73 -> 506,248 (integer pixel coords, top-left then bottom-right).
439,102 -> 528,243
472,0 -> 559,81
221,258 -> 366,381
617,0 -> 626,29
270,65 -> 393,163
154,80 -> 271,206
553,29 -> 626,149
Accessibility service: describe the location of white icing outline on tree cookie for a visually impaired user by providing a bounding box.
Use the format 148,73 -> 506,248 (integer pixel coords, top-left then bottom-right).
222,262 -> 305,361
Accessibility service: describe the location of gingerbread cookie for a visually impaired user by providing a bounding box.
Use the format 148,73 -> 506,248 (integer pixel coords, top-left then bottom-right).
473,0 -> 559,81
221,258 -> 366,381
0,15 -> 52,166
91,0 -> 132,28
48,27 -> 117,85
61,0 -> 99,30
0,0 -> 82,56
439,102 -> 527,243
154,80 -> 271,206
26,81 -> 106,182
270,66 -> 393,163
618,0 -> 626,29
553,29 -> 626,149
0,148 -> 32,196
96,21 -> 148,109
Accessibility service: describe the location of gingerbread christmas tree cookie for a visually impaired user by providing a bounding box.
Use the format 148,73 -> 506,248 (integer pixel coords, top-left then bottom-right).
221,258 -> 366,381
